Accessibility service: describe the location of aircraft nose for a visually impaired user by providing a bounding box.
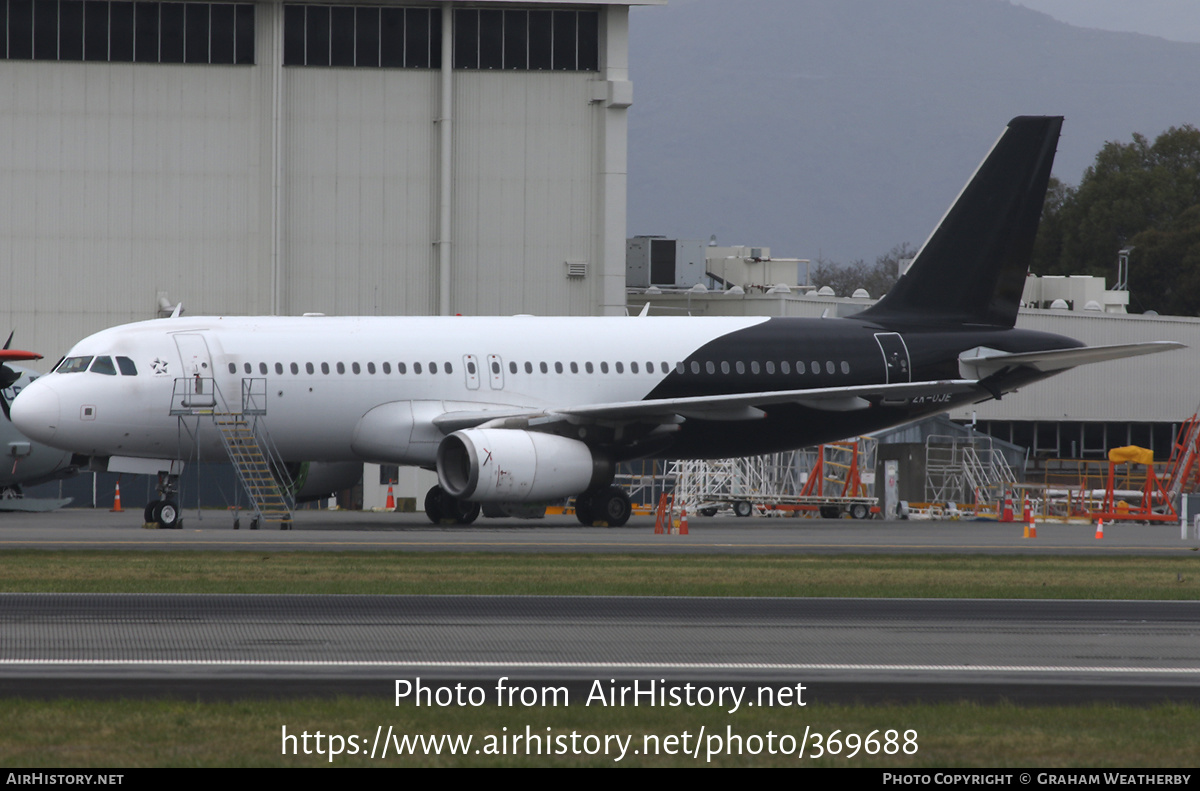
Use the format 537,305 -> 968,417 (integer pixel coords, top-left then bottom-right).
11,381 -> 60,445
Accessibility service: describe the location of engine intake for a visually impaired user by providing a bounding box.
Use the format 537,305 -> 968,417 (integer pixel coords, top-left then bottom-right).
437,429 -> 610,502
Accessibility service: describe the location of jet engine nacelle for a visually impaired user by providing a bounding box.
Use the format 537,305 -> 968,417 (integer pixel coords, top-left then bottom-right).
437,428 -> 611,502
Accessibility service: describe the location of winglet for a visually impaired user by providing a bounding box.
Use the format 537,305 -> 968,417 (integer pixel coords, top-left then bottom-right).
861,116 -> 1063,328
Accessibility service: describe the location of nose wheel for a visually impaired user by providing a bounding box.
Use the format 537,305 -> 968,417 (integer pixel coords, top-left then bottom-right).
143,499 -> 182,529
141,469 -> 184,529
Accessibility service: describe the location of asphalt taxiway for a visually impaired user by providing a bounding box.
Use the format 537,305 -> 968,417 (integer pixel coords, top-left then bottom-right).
1,507 -> 1197,555
2,508 -> 1199,704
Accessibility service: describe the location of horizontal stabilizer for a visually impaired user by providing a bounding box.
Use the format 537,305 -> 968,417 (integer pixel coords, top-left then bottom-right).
958,342 -> 1184,379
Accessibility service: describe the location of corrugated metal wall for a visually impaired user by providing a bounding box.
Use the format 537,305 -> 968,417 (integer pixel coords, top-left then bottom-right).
0,58 -> 268,356
0,1 -> 631,362
281,66 -> 440,316
452,70 -> 597,316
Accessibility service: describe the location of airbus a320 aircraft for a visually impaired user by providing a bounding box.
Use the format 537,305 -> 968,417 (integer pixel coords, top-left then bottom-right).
11,117 -> 1181,528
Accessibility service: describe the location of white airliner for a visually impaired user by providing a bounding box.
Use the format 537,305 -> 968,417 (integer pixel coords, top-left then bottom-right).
10,117 -> 1181,528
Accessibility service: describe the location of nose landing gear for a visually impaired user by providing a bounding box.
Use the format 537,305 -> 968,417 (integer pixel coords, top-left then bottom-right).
142,470 -> 183,529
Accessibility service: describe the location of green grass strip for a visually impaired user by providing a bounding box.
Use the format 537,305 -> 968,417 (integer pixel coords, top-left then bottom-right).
1,550 -> 1199,598
1,698 -> 1197,767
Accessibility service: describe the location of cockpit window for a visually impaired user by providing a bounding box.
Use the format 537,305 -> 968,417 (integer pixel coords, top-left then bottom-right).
90,356 -> 117,376
57,356 -> 93,374
116,356 -> 138,376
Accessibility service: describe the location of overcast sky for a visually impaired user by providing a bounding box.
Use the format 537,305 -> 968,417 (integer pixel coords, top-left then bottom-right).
1013,0 -> 1200,43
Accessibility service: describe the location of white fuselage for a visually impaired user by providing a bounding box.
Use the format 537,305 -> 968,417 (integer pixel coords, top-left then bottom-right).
12,314 -> 773,465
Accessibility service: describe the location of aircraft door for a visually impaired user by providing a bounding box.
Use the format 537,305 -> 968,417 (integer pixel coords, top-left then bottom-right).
173,333 -> 216,405
463,354 -> 481,390
874,332 -> 911,384
486,354 -> 505,390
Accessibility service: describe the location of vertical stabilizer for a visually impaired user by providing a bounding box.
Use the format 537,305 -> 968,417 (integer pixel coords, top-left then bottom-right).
860,116 -> 1063,327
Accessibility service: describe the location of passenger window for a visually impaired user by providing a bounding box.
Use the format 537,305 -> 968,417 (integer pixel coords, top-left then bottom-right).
615,362 -> 624,374
509,362 -> 517,374
353,363 -> 362,374
414,363 -> 423,374
554,362 -> 563,374
336,362 -> 346,374
811,361 -> 820,374
491,361 -> 500,374
444,362 -> 452,374
689,361 -> 699,374
290,363 -> 299,374
245,363 -> 253,374
275,363 -> 284,375
585,362 -> 594,374
367,362 -> 375,374
398,363 -> 407,374
321,363 -> 330,374
661,362 -> 670,374
704,361 -> 715,374
228,363 -> 237,374
601,362 -> 610,374
720,361 -> 730,374
430,362 -> 438,374
570,362 -> 578,374
467,361 -> 476,375
781,361 -> 791,375
841,361 -> 850,374
766,361 -> 776,374
675,362 -> 685,374
524,362 -> 533,374
90,356 -> 117,376
116,357 -> 138,376
58,356 -> 92,373
750,361 -> 760,374
306,363 -> 315,374
826,361 -> 835,374
383,362 -> 391,374
259,362 -> 268,375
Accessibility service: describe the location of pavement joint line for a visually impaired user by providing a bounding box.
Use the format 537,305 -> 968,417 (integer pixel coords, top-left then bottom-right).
2,659 -> 1200,674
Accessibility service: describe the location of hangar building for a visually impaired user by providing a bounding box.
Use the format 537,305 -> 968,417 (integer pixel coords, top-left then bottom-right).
1,0 -> 660,361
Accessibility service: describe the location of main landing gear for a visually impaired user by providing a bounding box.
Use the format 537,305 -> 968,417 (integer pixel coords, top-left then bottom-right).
573,485 -> 632,528
143,470 -> 183,529
424,485 -> 481,525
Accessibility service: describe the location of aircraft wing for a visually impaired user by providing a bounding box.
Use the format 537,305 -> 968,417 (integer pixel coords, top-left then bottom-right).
959,342 -> 1184,379
432,379 -> 980,434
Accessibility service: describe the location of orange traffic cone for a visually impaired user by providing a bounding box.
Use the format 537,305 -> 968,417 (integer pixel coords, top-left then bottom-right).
1022,494 -> 1031,524
110,481 -> 123,512
1095,518 -> 1105,539
679,506 -> 689,535
1000,491 -> 1014,523
385,485 -> 395,510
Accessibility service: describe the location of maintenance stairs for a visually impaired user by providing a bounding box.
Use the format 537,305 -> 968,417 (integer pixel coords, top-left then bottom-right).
213,413 -> 293,529
924,434 -> 1018,509
170,377 -> 294,529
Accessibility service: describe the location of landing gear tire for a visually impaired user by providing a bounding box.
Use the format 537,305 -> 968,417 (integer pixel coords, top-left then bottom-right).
849,503 -> 870,520
424,486 -> 479,525
819,505 -> 841,520
595,486 -> 632,528
155,501 -> 181,529
700,506 -> 719,517
424,487 -> 443,524
144,501 -> 159,524
733,500 -> 753,518
573,492 -> 594,526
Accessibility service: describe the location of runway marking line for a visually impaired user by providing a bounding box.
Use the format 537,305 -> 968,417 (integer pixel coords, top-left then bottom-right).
2,659 -> 1200,675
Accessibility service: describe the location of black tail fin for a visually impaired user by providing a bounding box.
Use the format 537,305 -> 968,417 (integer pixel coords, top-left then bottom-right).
860,116 -> 1063,327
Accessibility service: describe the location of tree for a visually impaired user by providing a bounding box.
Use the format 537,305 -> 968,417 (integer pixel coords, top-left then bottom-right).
1031,125 -> 1200,313
808,243 -> 913,298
